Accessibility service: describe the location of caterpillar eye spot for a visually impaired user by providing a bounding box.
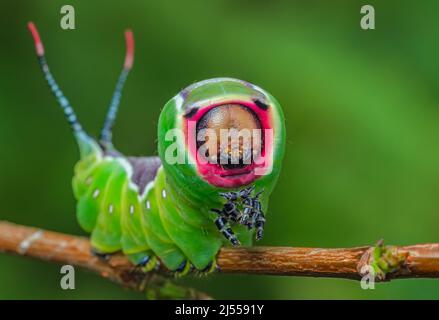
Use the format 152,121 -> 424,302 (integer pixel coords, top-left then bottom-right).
184,107 -> 199,118
253,98 -> 269,110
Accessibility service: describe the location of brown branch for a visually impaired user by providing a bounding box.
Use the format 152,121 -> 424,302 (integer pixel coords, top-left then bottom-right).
217,243 -> 439,280
0,220 -> 438,295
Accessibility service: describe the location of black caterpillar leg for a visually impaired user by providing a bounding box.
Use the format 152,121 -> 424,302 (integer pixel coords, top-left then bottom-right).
137,255 -> 151,267
176,260 -> 187,272
218,191 -> 241,222
253,192 -> 265,239
173,260 -> 193,277
201,261 -> 214,272
126,252 -> 158,272
242,188 -> 265,240
241,200 -> 254,229
254,212 -> 266,241
214,215 -> 240,246
237,185 -> 255,198
213,186 -> 266,243
193,260 -> 218,277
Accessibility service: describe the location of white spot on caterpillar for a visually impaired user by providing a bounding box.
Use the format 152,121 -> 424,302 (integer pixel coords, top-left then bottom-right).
85,177 -> 92,185
146,201 -> 151,210
18,230 -> 43,254
162,189 -> 167,198
93,189 -> 100,199
129,205 -> 134,215
108,204 -> 114,214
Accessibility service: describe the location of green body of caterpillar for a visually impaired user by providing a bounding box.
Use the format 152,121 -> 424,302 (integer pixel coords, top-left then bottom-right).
28,23 -> 286,273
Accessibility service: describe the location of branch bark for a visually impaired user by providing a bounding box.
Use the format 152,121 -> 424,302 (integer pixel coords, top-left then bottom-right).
0,220 -> 438,296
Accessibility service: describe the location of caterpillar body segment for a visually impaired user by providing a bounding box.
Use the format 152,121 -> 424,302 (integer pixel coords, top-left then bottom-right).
28,23 -> 286,272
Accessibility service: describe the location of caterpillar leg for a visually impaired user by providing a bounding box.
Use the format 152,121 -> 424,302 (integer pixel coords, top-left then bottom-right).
218,191 -> 241,222
171,260 -> 217,277
250,190 -> 265,240
173,260 -> 193,277
212,190 -> 243,245
214,186 -> 267,243
127,252 -> 158,272
193,260 -> 217,277
241,189 -> 265,240
254,211 -> 266,241
213,214 -> 240,246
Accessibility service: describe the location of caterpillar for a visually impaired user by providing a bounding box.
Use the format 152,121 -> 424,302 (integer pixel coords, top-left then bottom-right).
28,22 -> 286,274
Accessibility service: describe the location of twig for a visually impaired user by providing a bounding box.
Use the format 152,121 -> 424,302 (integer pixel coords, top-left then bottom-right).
0,220 -> 438,295
218,243 -> 439,280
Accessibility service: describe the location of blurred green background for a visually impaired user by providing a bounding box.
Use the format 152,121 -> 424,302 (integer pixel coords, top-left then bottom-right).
1,0 -> 439,299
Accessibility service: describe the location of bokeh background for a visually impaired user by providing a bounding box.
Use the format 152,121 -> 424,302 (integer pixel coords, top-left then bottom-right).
1,0 -> 439,299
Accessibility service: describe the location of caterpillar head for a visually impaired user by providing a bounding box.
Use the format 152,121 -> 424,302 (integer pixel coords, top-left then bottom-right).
158,78 -> 285,195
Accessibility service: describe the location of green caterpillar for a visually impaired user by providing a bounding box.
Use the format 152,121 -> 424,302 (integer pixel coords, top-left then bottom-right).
28,22 -> 286,274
